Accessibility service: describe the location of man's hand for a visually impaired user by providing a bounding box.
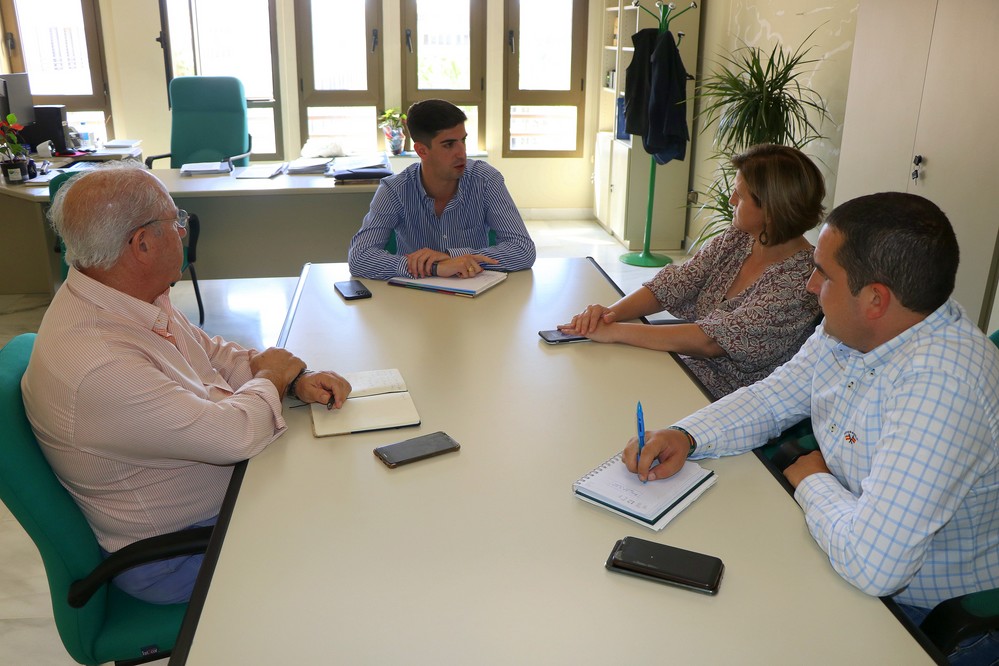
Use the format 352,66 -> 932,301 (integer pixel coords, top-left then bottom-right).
783,450 -> 831,488
293,371 -> 352,409
622,427 -> 692,483
559,303 -> 617,336
405,248 -> 450,278
249,348 -> 306,397
435,254 -> 499,278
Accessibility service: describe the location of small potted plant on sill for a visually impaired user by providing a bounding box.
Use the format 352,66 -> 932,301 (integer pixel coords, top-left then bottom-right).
1,113 -> 31,184
378,108 -> 407,155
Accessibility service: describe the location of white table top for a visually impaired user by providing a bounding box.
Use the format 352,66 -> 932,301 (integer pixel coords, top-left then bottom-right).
174,259 -> 935,665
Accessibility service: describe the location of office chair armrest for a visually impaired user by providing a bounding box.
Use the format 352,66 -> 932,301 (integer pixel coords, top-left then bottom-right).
144,153 -> 172,169
67,526 -> 213,608
920,588 -> 999,655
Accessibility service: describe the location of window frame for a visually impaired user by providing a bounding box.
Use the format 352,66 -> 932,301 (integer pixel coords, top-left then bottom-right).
0,0 -> 114,133
502,0 -> 588,158
293,0 -> 384,151
399,0 -> 486,151
157,0 -> 284,162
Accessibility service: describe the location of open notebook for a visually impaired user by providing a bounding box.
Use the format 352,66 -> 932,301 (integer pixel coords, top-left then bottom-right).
310,369 -> 420,437
387,270 -> 507,297
573,453 -> 716,531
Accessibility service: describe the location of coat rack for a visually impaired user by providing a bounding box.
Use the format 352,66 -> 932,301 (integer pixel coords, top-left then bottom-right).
620,0 -> 697,268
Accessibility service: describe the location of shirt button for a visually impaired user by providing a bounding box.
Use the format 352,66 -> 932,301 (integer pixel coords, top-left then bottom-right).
868,369 -> 876,377
847,381 -> 855,389
829,424 -> 838,434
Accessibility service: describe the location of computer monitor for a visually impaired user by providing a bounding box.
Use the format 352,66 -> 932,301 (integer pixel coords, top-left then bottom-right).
0,73 -> 36,126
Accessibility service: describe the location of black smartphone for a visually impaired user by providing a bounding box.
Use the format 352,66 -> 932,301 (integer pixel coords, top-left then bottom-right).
538,329 -> 589,344
606,536 -> 724,595
374,431 -> 460,468
335,280 -> 372,300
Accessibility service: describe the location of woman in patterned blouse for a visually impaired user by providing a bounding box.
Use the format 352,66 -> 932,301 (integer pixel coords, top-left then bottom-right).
560,144 -> 825,398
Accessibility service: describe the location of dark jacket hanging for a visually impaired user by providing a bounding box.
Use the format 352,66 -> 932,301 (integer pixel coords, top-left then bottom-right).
623,29 -> 689,165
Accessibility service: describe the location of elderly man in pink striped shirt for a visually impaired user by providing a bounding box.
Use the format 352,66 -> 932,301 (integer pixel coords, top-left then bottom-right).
21,162 -> 352,604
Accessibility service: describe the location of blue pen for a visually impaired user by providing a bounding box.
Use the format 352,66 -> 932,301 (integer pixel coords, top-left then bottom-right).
636,401 -> 645,470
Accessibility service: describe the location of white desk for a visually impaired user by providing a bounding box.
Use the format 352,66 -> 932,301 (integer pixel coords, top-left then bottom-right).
172,259 -> 937,665
0,168 -> 377,294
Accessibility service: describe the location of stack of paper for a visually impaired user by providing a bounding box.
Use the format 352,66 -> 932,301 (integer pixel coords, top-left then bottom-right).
327,153 -> 393,183
103,139 -> 142,149
287,157 -> 332,174
387,271 -> 507,298
235,163 -> 287,179
180,161 -> 232,176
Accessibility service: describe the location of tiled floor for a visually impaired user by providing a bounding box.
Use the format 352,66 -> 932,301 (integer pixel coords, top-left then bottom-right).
0,218 -> 686,664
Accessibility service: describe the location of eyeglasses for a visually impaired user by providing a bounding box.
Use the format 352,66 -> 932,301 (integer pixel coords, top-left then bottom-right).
127,209 -> 189,243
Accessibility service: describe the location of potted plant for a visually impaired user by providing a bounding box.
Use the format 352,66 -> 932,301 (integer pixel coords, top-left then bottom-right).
378,108 -> 407,155
690,32 -> 830,247
0,113 -> 31,184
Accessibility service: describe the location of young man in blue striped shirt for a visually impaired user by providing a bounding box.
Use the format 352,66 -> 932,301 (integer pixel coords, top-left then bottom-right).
625,192 -> 999,659
348,99 -> 536,280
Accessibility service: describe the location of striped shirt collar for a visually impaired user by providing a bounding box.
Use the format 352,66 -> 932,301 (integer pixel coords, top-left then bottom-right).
65,267 -> 173,334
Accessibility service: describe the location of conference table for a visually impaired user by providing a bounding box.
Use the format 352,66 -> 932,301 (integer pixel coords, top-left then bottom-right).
170,258 -> 938,664
0,167 -> 378,294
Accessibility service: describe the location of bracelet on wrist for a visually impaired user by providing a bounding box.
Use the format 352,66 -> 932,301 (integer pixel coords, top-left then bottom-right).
430,261 -> 440,277
667,426 -> 697,457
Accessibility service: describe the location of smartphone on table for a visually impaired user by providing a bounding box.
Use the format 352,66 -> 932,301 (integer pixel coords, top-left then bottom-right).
606,536 -> 724,595
538,329 -> 589,344
334,280 -> 372,300
374,431 -> 460,468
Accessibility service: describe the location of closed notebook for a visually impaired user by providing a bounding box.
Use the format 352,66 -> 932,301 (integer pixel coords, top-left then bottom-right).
573,453 -> 716,531
310,369 -> 420,437
387,270 -> 507,297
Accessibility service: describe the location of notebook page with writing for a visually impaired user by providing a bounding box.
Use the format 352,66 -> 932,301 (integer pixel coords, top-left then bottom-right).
342,369 -> 407,398
573,454 -> 715,531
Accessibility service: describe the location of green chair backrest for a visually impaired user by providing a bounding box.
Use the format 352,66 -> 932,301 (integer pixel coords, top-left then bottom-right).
168,76 -> 250,168
0,334 -> 109,664
49,173 -> 76,281
990,329 -> 999,350
384,229 -> 498,254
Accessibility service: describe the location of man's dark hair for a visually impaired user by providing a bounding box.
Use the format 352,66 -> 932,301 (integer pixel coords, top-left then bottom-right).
826,192 -> 959,314
406,99 -> 467,147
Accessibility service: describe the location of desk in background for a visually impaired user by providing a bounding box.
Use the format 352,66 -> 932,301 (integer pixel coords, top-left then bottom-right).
0,168 -> 377,294
172,259 -> 936,665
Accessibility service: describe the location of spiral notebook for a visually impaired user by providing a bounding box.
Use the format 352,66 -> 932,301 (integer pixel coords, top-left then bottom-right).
573,454 -> 716,531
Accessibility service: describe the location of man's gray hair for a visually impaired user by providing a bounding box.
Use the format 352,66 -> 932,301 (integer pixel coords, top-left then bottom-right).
48,161 -> 167,271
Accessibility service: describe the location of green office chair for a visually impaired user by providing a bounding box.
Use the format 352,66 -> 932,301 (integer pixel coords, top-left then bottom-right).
0,333 -> 212,665
144,76 -> 251,170
49,172 -> 205,326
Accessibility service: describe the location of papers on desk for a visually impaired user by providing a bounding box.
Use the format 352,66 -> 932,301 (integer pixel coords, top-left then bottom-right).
235,163 -> 287,179
327,153 -> 393,182
180,161 -> 232,176
573,454 -> 716,531
287,157 -> 332,174
103,139 -> 142,149
387,270 -> 507,298
310,369 -> 420,437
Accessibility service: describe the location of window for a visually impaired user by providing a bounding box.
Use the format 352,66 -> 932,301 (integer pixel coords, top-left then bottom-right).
160,0 -> 282,160
294,0 -> 383,155
503,0 -> 587,157
400,0 -> 485,152
0,0 -> 113,141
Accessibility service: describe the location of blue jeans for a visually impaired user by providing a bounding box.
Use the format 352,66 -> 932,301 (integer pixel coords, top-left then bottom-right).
102,515 -> 218,605
899,602 -> 999,666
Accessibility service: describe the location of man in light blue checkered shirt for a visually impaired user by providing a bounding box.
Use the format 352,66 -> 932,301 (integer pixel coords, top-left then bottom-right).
625,193 -> 999,650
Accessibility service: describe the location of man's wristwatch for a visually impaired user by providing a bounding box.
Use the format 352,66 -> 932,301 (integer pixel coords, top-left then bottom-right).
287,369 -> 309,400
430,261 -> 440,277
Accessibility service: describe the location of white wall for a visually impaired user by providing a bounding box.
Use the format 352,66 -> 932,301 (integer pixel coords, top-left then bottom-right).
686,0 -> 859,242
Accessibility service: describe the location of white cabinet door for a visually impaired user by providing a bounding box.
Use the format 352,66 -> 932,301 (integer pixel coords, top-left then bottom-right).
594,132 -> 613,226
837,0 -> 999,328
609,139 -> 631,240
